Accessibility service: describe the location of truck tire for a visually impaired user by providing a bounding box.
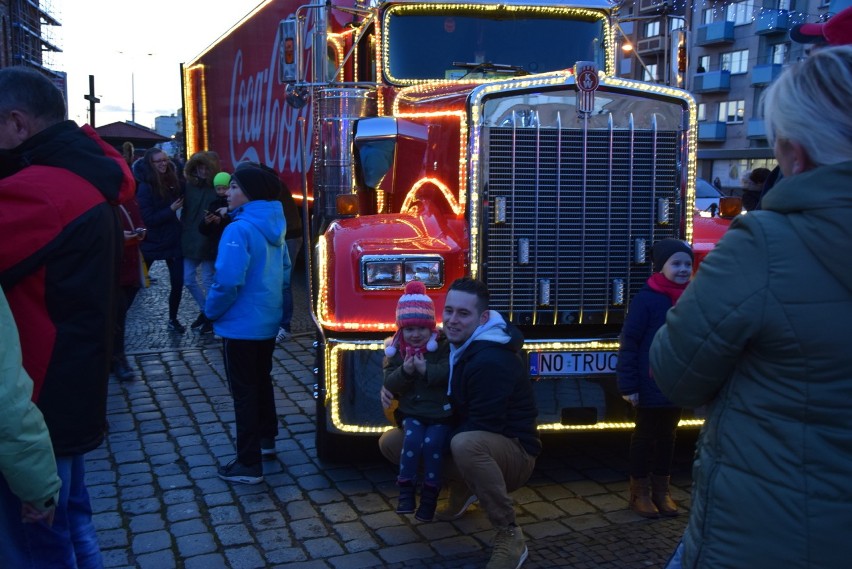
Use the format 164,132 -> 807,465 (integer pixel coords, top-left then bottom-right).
315,391 -> 344,462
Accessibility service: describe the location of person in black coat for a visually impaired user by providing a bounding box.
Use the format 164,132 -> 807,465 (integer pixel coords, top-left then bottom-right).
617,239 -> 692,519
135,148 -> 186,332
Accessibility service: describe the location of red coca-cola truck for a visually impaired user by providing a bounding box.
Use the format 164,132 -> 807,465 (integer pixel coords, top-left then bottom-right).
183,0 -> 721,460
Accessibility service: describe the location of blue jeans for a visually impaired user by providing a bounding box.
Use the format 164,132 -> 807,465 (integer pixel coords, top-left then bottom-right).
280,237 -> 302,331
183,257 -> 215,311
0,454 -> 103,568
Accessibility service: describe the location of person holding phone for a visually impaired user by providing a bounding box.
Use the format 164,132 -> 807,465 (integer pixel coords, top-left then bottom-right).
135,148 -> 186,333
182,152 -> 222,335
112,196 -> 147,382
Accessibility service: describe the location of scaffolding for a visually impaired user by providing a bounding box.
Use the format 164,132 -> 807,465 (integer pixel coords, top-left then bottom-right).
8,0 -> 62,76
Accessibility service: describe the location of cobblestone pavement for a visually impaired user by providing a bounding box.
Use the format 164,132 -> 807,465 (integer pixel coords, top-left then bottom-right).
94,261 -> 693,568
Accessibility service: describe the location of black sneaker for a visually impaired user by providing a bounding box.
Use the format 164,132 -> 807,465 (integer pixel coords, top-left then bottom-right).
261,438 -> 276,459
217,460 -> 263,484
199,321 -> 214,335
190,312 -> 207,329
167,319 -> 186,333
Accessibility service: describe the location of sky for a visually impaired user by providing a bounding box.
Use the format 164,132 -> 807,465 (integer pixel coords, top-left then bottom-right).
54,0 -> 264,130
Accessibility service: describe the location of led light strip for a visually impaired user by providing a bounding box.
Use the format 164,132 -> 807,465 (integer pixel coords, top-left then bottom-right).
382,4 -> 614,85
322,341 -> 703,433
390,108 -> 468,208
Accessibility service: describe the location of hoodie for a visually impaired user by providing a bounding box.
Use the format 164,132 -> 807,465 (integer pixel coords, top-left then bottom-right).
448,311 -> 541,456
205,199 -> 290,339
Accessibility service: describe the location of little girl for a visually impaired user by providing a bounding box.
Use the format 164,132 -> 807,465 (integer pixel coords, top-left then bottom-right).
617,238 -> 693,519
383,281 -> 451,522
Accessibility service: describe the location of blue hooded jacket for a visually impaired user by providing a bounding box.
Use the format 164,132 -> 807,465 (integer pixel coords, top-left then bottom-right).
205,199 -> 290,339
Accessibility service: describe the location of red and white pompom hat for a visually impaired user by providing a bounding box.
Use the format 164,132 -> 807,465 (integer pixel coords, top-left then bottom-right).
384,280 -> 438,356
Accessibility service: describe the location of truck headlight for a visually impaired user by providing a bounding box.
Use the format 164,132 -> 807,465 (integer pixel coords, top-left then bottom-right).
362,255 -> 443,289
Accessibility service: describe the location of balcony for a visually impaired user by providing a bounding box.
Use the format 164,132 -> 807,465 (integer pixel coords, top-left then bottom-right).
696,21 -> 735,45
755,9 -> 790,35
637,36 -> 664,54
693,70 -> 731,93
747,119 -> 767,140
698,122 -> 727,142
751,63 -> 783,86
638,0 -> 664,13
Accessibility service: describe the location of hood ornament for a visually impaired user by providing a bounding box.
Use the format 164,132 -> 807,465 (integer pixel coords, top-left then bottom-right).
574,61 -> 599,116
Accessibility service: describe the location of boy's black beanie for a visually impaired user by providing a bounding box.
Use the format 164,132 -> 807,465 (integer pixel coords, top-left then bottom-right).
652,239 -> 693,272
232,162 -> 281,201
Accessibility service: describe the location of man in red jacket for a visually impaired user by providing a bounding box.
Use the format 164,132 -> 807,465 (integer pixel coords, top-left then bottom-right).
0,66 -> 135,567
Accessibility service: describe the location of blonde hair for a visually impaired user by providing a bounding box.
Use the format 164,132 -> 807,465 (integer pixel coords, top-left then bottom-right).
761,45 -> 852,167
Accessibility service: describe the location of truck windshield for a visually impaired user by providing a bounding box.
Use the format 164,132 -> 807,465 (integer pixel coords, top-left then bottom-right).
385,8 -> 607,81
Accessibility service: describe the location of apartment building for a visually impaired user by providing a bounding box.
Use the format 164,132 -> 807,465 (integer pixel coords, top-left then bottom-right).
617,0 -> 837,194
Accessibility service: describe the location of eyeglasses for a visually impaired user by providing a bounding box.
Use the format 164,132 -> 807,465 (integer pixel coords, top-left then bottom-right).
152,158 -> 170,164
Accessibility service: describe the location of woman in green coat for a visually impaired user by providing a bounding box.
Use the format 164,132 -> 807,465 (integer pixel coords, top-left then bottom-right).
651,46 -> 852,569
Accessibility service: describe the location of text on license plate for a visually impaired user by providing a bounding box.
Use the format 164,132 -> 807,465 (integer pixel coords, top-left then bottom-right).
529,351 -> 618,376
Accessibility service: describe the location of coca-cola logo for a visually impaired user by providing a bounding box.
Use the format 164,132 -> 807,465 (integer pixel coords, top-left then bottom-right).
228,15 -> 315,177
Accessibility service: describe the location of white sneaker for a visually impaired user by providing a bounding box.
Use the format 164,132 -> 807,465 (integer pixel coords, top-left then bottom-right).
276,327 -> 291,342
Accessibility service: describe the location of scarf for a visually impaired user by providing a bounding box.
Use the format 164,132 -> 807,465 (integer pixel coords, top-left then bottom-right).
647,272 -> 689,305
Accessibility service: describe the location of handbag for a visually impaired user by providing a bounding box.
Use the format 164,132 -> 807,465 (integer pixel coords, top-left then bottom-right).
139,256 -> 150,288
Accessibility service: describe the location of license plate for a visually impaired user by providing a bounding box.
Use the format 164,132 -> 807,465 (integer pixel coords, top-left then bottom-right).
529,351 -> 618,376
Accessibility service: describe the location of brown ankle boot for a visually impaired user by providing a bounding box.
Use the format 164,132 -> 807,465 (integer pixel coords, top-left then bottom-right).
629,477 -> 660,518
650,474 -> 679,517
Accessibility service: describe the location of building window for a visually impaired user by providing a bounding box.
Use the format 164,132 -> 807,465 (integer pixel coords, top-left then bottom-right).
645,21 -> 660,38
669,16 -> 686,32
721,50 -> 749,74
702,9 -> 714,24
644,63 -> 658,82
698,55 -> 710,72
718,100 -> 745,124
726,0 -> 755,26
697,103 -> 706,122
771,43 -> 788,65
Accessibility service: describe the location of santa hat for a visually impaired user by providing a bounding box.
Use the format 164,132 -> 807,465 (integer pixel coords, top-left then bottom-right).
384,281 -> 438,356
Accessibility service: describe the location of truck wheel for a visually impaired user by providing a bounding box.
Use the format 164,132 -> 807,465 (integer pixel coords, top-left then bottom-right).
314,392 -> 343,462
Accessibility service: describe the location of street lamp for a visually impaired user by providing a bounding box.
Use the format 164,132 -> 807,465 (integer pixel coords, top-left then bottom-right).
117,51 -> 153,124
616,4 -> 686,86
614,22 -> 655,82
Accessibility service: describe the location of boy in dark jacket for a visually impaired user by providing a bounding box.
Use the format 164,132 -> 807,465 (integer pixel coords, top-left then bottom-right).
383,281 -> 451,521
617,238 -> 692,519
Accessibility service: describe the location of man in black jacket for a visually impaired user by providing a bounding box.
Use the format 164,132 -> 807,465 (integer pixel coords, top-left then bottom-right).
0,66 -> 134,568
380,277 -> 540,569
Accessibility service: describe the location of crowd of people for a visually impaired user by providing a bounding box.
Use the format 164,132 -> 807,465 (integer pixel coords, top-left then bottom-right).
0,65 -> 299,566
2,10 -> 852,569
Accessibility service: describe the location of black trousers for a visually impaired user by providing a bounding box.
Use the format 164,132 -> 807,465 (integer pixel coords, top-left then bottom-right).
629,406 -> 682,478
222,338 -> 278,466
113,285 -> 140,358
145,256 -> 183,320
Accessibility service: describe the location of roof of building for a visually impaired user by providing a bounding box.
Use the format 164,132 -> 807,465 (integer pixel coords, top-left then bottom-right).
95,121 -> 171,142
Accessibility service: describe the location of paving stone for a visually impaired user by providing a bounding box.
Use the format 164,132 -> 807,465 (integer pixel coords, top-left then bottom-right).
87,263 -> 692,568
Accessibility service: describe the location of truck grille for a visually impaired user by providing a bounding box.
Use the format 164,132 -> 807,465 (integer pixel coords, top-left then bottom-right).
483,125 -> 681,328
